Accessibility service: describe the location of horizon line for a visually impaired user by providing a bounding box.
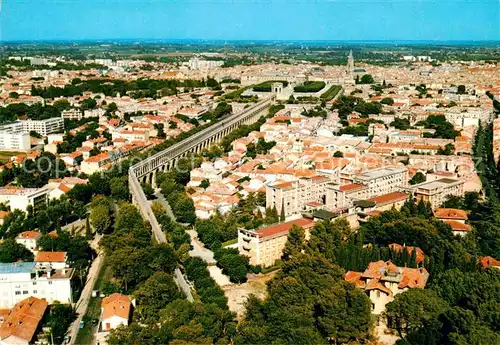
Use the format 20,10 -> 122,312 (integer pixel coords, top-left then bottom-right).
1,38 -> 499,45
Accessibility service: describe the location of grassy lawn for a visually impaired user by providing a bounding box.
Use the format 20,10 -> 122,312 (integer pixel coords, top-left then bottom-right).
74,257 -> 113,345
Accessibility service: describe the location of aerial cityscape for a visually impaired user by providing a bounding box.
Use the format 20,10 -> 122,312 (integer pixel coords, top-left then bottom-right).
0,1 -> 498,345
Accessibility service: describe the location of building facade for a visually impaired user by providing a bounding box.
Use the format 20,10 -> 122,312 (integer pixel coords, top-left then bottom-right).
238,218 -> 315,267
0,262 -> 73,309
266,176 -> 332,218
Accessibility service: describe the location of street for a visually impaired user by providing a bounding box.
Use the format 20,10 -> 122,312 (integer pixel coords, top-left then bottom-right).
67,236 -> 104,345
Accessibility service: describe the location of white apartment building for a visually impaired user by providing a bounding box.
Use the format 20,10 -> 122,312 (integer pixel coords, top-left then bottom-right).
351,167 -> 408,198
0,262 -> 73,308
412,178 -> 465,209
0,132 -> 31,151
0,187 -> 48,213
21,118 -> 64,136
187,57 -> 224,70
61,109 -> 83,121
0,118 -> 64,137
266,176 -> 332,218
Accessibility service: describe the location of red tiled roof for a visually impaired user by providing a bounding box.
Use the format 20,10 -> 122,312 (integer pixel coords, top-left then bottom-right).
368,192 -> 408,206
434,208 -> 468,220
256,218 -> 315,240
0,297 -> 48,342
480,256 -> 500,269
443,220 -> 472,232
102,293 -> 131,321
16,231 -> 41,240
35,252 -> 66,263
339,183 -> 366,192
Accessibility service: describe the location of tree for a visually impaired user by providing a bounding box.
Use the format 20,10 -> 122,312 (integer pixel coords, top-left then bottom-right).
199,180 -> 210,189
360,74 -> 374,84
409,172 -> 426,185
141,182 -> 155,200
110,176 -> 129,201
385,289 -> 449,337
282,225 -> 305,261
85,216 -> 92,240
279,202 -> 286,222
333,151 -> 344,158
53,99 -> 71,112
9,92 -> 19,99
0,239 -> 34,262
381,97 -> 395,105
133,272 -> 181,321
457,85 -> 466,95
90,204 -> 112,234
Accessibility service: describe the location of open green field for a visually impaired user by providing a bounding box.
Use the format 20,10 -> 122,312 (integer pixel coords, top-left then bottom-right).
294,81 -> 326,93
320,85 -> 342,101
252,80 -> 289,92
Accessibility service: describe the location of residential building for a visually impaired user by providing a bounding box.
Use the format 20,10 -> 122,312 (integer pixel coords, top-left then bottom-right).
0,297 -> 48,345
100,293 -> 131,331
238,218 -> 315,267
35,252 -> 67,270
61,109 -> 83,121
434,208 -> 471,236
0,133 -> 31,151
412,178 -> 464,209
15,231 -> 42,253
0,187 -> 48,213
345,260 -> 429,314
266,176 -> 332,218
21,118 -> 64,136
0,262 -> 73,308
365,191 -> 409,212
351,166 -> 408,198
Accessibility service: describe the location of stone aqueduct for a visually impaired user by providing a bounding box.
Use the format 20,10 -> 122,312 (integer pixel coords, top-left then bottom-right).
128,96 -> 273,242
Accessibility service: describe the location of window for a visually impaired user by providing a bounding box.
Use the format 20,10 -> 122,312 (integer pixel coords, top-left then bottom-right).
33,290 -> 37,294
15,291 -> 20,296
32,282 -> 37,286
23,291 -> 28,295
48,281 -> 53,285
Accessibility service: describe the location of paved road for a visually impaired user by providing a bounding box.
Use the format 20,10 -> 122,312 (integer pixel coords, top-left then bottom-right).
153,189 -> 176,220
68,236 -> 104,345
154,189 -> 232,286
186,229 -> 231,286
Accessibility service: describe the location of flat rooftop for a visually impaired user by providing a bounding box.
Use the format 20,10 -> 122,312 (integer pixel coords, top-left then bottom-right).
415,178 -> 461,190
0,262 -> 35,274
356,166 -> 407,180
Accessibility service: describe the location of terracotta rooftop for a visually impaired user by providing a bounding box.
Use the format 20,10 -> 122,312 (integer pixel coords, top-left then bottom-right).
339,183 -> 366,192
254,218 -> 315,241
0,297 -> 48,342
102,293 -> 131,321
480,256 -> 500,269
16,231 -> 41,240
368,192 -> 408,206
434,208 -> 468,220
443,220 -> 472,232
35,251 -> 66,263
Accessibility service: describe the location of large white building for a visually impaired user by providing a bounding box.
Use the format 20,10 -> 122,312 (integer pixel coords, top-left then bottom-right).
0,118 -> 64,137
0,132 -> 31,151
0,261 -> 73,309
351,166 -> 409,198
21,118 -> 64,136
0,187 -> 48,213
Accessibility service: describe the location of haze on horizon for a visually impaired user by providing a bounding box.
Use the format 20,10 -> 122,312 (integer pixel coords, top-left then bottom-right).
0,0 -> 498,42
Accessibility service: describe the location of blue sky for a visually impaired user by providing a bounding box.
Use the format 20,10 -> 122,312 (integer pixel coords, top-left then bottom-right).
0,0 -> 498,41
